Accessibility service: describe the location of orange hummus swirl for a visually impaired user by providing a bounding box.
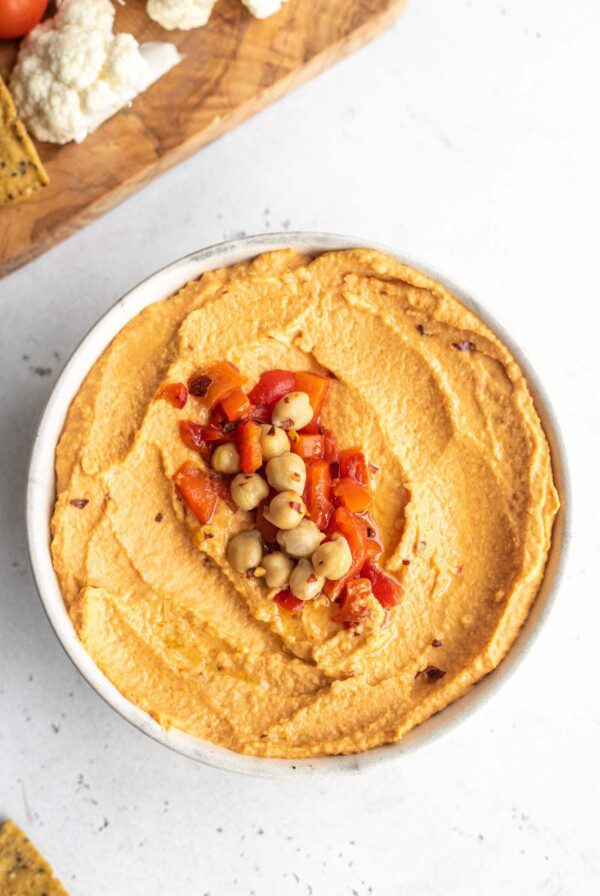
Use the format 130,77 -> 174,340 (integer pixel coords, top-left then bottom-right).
50,249 -> 559,758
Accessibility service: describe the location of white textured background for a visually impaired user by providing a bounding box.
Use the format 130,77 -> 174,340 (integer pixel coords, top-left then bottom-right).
1,1 -> 598,893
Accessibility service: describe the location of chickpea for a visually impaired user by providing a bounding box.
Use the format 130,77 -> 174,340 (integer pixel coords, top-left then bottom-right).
211,443 -> 241,475
262,551 -> 294,589
289,558 -> 325,601
271,391 -> 313,431
227,529 -> 263,574
311,535 -> 352,580
264,490 -> 306,529
276,520 -> 325,559
259,424 -> 290,461
230,473 -> 269,511
265,452 -> 306,494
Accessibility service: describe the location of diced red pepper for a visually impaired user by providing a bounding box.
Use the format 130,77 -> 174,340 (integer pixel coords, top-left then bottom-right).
220,388 -> 252,422
324,507 -> 370,599
333,477 -> 371,512
339,448 -> 370,488
179,421 -> 232,459
248,370 -> 295,412
294,371 -> 330,423
331,578 -> 373,629
158,382 -> 188,409
291,433 -> 325,462
304,460 -> 333,530
273,589 -> 304,614
208,472 -> 237,511
255,506 -> 279,545
173,462 -> 219,524
235,421 -> 263,473
362,560 -> 403,609
188,361 -> 245,409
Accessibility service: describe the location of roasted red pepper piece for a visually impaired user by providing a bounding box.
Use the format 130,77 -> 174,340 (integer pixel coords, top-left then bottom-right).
235,420 -> 263,473
255,506 -> 279,544
294,371 -> 330,423
339,448 -> 370,488
304,460 -> 333,530
331,578 -> 373,629
179,421 -> 232,459
220,388 -> 252,422
362,560 -> 403,608
188,361 -> 245,409
158,382 -> 188,409
248,370 -> 295,411
324,507 -> 370,599
273,588 -> 304,614
291,433 -> 325,462
333,476 -> 371,512
173,461 -> 219,524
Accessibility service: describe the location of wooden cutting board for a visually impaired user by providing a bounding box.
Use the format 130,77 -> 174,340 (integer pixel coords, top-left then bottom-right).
0,0 -> 406,278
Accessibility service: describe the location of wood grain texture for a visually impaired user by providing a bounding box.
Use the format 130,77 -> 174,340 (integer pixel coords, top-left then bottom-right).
0,0 -> 406,278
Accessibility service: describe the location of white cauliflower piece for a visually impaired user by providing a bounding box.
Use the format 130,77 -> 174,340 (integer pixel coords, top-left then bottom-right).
240,0 -> 287,18
146,0 -> 217,30
10,0 -> 181,144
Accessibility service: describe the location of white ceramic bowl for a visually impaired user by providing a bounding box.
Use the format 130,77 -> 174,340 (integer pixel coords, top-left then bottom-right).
26,233 -> 570,778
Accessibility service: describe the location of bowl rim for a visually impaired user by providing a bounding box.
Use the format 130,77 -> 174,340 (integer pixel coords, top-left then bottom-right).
25,231 -> 571,779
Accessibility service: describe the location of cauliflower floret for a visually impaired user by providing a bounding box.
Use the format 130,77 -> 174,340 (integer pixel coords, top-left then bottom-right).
55,0 -> 115,31
240,0 -> 287,18
10,0 -> 180,144
146,0 -> 217,30
43,26 -> 110,90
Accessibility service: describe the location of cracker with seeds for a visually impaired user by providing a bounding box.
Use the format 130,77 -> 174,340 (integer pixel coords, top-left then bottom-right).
0,77 -> 49,205
0,820 -> 69,895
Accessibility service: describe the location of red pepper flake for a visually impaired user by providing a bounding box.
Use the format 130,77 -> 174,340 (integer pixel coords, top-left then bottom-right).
188,373 -> 213,397
416,540 -> 427,552
402,559 -> 410,566
289,501 -> 302,512
155,512 -> 163,522
366,526 -> 376,539
69,498 -> 89,509
368,463 -> 379,474
268,425 -> 276,435
452,340 -> 476,352
330,461 -> 340,480
456,565 -> 463,575
281,418 -> 294,430
307,573 -> 317,583
431,639 -> 442,648
416,665 -> 446,682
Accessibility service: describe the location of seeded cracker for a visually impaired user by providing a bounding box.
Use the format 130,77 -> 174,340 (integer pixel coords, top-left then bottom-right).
0,820 -> 69,895
0,77 -> 49,205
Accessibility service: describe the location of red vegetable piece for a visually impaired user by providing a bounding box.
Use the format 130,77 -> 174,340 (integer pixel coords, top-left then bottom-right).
235,421 -> 263,473
291,433 -> 325,462
304,460 -> 333,530
158,382 -> 188,409
255,506 -> 279,544
339,448 -> 369,488
188,361 -> 245,409
220,388 -> 252,422
173,462 -> 219,524
248,370 -> 295,412
333,477 -> 371,512
179,421 -> 231,458
331,578 -> 373,629
273,589 -> 304,614
294,371 -> 330,423
362,560 -> 403,609
323,507 -> 370,600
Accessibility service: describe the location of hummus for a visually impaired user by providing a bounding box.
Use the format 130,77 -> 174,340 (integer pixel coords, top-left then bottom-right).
51,249 -> 559,758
